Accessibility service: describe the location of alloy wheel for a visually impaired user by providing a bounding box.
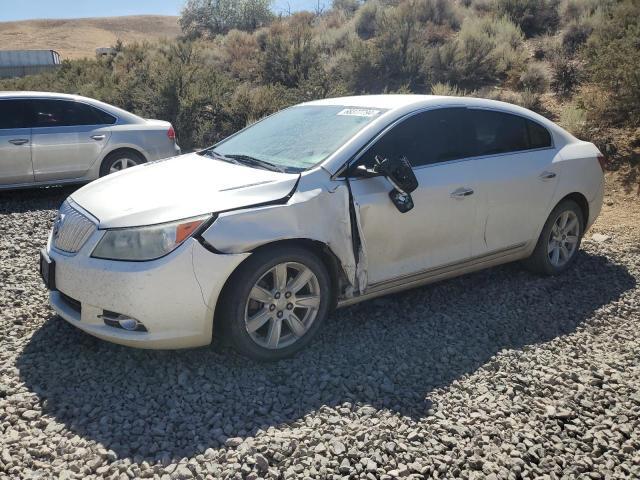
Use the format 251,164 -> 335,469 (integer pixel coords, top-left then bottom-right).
109,158 -> 138,173
547,210 -> 580,267
244,262 -> 321,350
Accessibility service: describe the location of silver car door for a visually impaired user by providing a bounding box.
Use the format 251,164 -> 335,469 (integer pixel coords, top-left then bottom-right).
30,99 -> 113,182
348,108 -> 483,286
463,109 -> 559,256
0,99 -> 34,186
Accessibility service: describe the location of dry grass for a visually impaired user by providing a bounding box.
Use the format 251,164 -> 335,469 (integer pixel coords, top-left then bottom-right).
0,16 -> 180,60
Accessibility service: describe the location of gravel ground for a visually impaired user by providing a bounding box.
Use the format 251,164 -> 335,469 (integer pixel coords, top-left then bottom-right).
1,183 -> 639,480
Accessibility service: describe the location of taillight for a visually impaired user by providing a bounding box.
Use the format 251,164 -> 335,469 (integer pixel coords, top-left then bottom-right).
597,154 -> 606,172
167,126 -> 176,141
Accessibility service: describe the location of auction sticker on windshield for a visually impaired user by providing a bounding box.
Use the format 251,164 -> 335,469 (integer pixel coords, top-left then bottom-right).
337,108 -> 381,117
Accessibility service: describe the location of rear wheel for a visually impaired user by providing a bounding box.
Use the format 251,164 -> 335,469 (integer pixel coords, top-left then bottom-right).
99,150 -> 145,177
220,245 -> 331,361
524,199 -> 584,275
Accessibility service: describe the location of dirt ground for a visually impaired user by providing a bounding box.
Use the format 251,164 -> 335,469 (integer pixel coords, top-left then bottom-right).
0,16 -> 180,60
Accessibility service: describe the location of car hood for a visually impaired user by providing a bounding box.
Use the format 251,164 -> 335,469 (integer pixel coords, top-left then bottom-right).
71,153 -> 300,228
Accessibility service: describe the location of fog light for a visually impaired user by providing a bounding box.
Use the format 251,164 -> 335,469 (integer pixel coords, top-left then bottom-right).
100,311 -> 147,332
118,318 -> 140,331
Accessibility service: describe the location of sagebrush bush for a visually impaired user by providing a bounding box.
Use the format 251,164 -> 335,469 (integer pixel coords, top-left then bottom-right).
519,62 -> 548,93
428,16 -> 526,90
430,82 -> 468,96
414,0 -> 460,28
562,22 -> 592,55
559,102 -> 587,136
355,1 -> 380,39
494,0 -> 560,37
515,88 -> 541,111
581,0 -> 640,126
550,57 -> 581,97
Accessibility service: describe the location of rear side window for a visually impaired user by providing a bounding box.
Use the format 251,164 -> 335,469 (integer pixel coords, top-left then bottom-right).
467,109 -> 552,156
468,109 -> 529,156
527,119 -> 552,148
0,99 -> 33,129
31,99 -> 116,127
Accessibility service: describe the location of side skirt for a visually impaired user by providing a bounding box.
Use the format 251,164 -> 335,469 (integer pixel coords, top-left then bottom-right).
336,243 -> 529,308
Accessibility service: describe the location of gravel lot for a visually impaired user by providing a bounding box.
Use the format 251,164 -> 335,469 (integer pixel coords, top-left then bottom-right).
1,183 -> 639,480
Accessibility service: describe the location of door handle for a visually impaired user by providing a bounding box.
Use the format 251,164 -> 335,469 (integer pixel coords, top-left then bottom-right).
450,187 -> 474,198
9,139 -> 29,145
539,171 -> 557,180
90,134 -> 106,141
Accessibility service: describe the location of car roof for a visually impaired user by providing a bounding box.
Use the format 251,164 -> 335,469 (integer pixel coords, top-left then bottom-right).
301,94 -> 576,175
303,94 -> 571,140
0,91 -> 144,124
302,94 -> 540,118
0,91 -> 85,100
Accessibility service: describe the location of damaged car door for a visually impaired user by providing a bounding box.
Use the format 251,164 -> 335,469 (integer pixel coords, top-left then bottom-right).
347,108 -> 483,286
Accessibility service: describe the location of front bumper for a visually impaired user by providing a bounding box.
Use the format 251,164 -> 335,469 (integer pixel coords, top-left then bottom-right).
47,232 -> 249,349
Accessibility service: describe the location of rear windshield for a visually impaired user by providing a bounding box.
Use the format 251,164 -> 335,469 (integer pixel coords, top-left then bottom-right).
210,105 -> 386,172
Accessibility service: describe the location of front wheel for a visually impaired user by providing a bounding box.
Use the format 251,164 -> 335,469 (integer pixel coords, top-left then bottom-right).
524,199 -> 584,275
219,245 -> 331,361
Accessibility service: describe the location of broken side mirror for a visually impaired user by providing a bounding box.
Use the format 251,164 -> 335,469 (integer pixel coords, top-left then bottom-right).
373,155 -> 419,213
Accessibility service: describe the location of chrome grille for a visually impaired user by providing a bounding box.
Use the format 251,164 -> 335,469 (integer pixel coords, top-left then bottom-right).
52,201 -> 96,254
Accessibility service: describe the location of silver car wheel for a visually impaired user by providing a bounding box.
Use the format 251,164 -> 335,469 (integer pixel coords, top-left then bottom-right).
109,157 -> 138,173
244,262 -> 321,350
547,210 -> 580,267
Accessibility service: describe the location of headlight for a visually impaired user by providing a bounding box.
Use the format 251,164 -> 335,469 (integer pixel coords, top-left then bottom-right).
91,215 -> 211,261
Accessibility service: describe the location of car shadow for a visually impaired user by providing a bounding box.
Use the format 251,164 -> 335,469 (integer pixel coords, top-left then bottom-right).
0,185 -> 78,214
17,250 -> 636,463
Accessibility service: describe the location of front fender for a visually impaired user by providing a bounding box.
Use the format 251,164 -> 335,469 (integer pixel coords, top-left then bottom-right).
200,183 -> 358,286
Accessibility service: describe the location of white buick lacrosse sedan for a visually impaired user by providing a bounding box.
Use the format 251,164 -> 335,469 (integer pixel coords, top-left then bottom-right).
41,95 -> 604,360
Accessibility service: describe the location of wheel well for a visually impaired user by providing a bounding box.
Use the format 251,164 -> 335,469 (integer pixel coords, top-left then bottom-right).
212,239 -> 347,340
559,192 -> 589,226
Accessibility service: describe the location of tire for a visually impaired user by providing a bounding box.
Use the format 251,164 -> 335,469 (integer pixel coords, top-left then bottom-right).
219,245 -> 331,361
524,199 -> 585,275
99,150 -> 145,177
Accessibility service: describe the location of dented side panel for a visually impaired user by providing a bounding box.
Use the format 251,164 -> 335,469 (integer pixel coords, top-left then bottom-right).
201,178 -> 360,291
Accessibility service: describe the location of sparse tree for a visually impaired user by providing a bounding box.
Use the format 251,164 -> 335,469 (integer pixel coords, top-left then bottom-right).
180,0 -> 273,38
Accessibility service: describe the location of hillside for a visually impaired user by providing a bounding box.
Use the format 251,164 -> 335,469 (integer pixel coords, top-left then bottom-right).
0,16 -> 181,60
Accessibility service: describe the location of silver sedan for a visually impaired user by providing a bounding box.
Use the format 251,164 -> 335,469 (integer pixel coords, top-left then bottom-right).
0,91 -> 180,189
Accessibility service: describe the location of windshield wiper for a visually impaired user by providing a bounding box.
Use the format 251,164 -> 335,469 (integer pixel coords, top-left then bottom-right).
201,149 -> 240,164
224,154 -> 285,173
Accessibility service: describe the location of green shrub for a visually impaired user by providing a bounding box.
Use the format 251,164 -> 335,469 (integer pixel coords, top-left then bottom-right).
427,16 -> 526,90
332,0 -> 361,16
515,88 -> 541,111
262,14 -> 322,88
518,62 -> 548,93
180,0 -> 273,38
558,102 -> 586,136
428,29 -> 497,90
414,0 -> 460,28
430,82 -> 468,96
562,22 -> 592,55
355,1 -> 380,39
581,0 -> 640,126
550,56 -> 581,97
494,0 -> 560,37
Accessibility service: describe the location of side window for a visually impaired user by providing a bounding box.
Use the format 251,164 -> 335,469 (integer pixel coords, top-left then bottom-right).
31,100 -> 115,127
468,109 -> 529,156
527,119 -> 552,148
92,107 -> 117,125
0,99 -> 33,129
358,108 -> 472,169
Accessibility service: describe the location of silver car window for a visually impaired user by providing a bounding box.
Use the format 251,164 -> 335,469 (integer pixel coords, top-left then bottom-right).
214,105 -> 386,172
